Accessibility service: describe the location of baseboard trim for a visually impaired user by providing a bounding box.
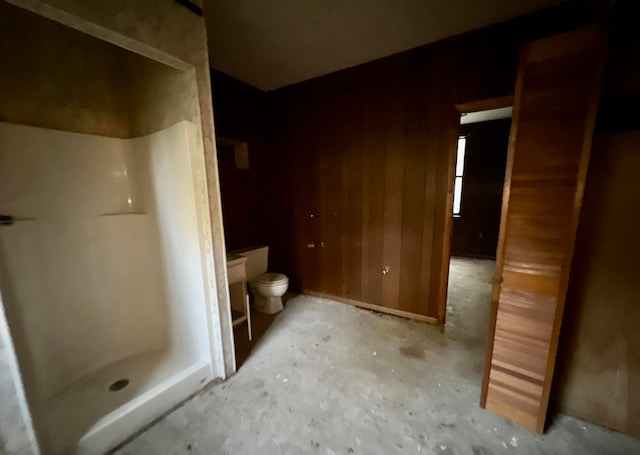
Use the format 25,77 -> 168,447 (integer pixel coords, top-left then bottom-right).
303,290 -> 440,325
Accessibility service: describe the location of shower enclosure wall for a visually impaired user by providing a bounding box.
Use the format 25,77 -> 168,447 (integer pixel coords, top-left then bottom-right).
0,3 -> 224,454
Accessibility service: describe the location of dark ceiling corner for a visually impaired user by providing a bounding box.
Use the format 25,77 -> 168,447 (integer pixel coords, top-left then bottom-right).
174,0 -> 203,16
211,69 -> 266,95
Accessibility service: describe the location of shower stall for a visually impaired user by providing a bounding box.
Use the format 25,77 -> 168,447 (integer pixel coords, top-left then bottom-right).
0,3 -> 225,454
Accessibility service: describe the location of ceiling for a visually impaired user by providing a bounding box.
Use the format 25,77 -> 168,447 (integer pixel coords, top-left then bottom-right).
205,0 -> 566,91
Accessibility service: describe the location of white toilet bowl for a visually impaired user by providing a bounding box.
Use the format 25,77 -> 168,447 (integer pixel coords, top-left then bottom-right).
249,272 -> 289,314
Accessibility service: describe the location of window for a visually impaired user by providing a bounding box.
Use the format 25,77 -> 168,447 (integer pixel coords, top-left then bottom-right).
453,136 -> 467,217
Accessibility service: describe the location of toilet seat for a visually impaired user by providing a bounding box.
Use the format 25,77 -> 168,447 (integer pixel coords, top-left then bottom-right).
252,272 -> 288,285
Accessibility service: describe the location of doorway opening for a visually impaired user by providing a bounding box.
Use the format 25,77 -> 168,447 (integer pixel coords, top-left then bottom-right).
215,137 -> 282,368
444,98 -> 513,375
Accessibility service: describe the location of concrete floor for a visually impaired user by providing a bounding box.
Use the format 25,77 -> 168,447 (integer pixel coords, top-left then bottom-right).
114,257 -> 640,454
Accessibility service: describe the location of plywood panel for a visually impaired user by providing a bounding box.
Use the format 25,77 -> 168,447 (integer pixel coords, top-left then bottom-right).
398,72 -> 429,313
381,83 -> 406,310
555,132 -> 640,438
320,96 -> 343,297
292,101 -> 322,293
345,99 -> 364,301
291,46 -> 458,321
481,26 -> 605,432
363,90 -> 386,306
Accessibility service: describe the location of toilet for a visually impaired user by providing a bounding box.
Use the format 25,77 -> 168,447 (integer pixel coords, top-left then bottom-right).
237,246 -> 288,314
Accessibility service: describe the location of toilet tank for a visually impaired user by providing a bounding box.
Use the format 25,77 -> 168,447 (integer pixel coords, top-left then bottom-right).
236,246 -> 268,280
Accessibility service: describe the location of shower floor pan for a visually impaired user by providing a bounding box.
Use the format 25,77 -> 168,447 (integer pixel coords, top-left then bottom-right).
35,350 -> 210,455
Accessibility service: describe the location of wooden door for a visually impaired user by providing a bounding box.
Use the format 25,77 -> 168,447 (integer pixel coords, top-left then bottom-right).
481,26 -> 605,432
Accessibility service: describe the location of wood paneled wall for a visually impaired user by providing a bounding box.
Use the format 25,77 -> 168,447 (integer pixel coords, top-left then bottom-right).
553,1 -> 640,436
286,49 -> 458,321
554,132 -> 640,438
265,4 -> 597,322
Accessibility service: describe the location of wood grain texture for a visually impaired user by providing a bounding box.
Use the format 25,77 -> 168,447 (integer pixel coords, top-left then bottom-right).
286,46 -> 458,321
364,91 -> 386,306
381,83 -> 405,310
555,132 -> 640,438
256,3 -> 600,323
481,26 -> 605,433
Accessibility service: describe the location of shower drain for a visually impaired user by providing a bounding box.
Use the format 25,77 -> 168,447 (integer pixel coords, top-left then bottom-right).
108,378 -> 130,392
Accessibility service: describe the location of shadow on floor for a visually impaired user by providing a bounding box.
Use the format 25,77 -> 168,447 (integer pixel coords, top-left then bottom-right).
233,292 -> 297,368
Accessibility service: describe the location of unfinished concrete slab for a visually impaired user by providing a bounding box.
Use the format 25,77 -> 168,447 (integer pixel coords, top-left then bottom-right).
114,258 -> 640,454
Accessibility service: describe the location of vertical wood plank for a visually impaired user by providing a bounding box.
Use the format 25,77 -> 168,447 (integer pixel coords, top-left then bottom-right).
381,82 -> 405,309
360,87 -> 372,301
398,69 -> 429,314
325,99 -> 344,297
365,89 -> 386,306
316,99 -> 334,294
418,71 -> 441,314
346,90 -> 364,300
337,95 -> 351,297
292,47 -> 456,322
292,101 -> 318,291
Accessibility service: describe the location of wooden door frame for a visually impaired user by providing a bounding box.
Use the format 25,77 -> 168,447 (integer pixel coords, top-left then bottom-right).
438,95 -> 514,326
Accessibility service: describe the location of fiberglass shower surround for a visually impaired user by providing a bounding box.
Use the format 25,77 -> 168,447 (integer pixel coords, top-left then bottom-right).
0,121 -> 214,454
